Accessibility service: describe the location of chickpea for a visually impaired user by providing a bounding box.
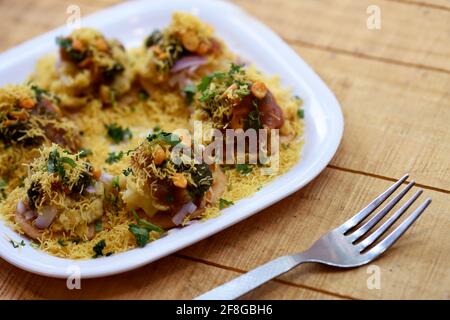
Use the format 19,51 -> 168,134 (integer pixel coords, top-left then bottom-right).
92,169 -> 102,180
181,31 -> 200,52
99,86 -> 111,103
153,146 -> 166,166
19,98 -> 36,109
197,41 -> 210,55
9,111 -> 29,120
71,39 -> 85,51
251,82 -> 268,99
172,173 -> 188,189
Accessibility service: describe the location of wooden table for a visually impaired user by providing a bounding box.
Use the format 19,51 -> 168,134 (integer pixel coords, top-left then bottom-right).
0,0 -> 449,300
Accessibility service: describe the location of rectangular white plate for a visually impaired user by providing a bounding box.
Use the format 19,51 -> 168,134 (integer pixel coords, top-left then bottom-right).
0,0 -> 343,278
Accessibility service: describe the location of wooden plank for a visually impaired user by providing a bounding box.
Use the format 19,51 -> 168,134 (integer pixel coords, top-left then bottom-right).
231,0 -> 450,72
0,255 -> 337,299
0,0 -> 121,51
388,0 -> 450,11
289,44 -> 450,190
2,0 -> 450,74
180,168 -> 450,299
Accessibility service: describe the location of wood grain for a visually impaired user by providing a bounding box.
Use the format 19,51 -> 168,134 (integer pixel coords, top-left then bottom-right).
0,0 -> 449,300
291,45 -> 450,190
181,168 -> 450,299
231,0 -> 450,72
387,0 -> 450,11
0,255 -> 338,299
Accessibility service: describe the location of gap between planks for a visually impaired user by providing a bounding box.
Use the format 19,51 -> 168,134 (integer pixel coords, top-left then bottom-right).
174,164 -> 449,300
175,253 -> 357,300
327,165 -> 450,195
284,38 -> 450,76
385,0 -> 450,12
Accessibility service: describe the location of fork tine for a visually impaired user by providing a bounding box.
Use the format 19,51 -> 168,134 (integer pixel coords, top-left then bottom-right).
339,174 -> 409,233
349,180 -> 415,242
357,189 -> 423,251
365,197 -> 432,258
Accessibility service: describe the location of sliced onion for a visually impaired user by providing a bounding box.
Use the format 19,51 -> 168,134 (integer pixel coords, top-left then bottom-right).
172,201 -> 197,226
171,55 -> 207,73
34,206 -> 57,229
85,185 -> 96,194
24,210 -> 37,221
168,73 -> 187,89
16,200 -> 26,215
100,173 -> 113,184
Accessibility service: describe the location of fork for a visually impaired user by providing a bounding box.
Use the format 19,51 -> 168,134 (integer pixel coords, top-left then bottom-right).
195,174 -> 432,300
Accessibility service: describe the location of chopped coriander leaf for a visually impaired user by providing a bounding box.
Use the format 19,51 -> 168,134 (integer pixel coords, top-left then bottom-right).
56,37 -> 87,63
0,178 -> 7,200
236,163 -> 253,175
123,168 -> 133,176
297,109 -> 304,119
112,176 -> 120,189
9,239 -> 25,248
105,151 -> 124,164
93,239 -> 106,258
145,30 -> 163,47
30,84 -> 49,99
128,224 -> 149,247
138,89 -> 150,101
30,241 -> 40,249
78,148 -> 93,158
105,123 -> 133,144
147,131 -> 181,146
229,63 -> 245,75
95,219 -> 103,233
57,239 -> 67,247
219,198 -> 234,210
183,84 -> 196,105
247,100 -> 263,130
132,209 -> 164,233
47,149 -> 77,179
197,72 -> 225,92
60,157 -> 77,168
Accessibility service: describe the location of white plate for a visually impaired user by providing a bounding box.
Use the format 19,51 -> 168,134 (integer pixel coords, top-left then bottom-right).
0,0 -> 343,278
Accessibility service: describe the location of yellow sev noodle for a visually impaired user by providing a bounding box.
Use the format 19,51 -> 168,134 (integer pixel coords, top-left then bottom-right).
0,14 -> 304,259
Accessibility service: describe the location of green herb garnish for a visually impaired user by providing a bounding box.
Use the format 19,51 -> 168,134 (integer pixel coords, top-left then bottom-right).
47,149 -> 77,179
10,239 -> 25,248
297,109 -> 304,119
236,163 -> 253,175
78,148 -> 93,158
128,224 -> 149,248
112,176 -> 120,190
128,210 -> 164,247
95,220 -> 103,233
0,178 -> 7,201
123,168 -> 133,176
183,84 -> 196,105
105,151 -> 124,164
147,131 -> 180,147
105,123 -> 132,144
93,239 -> 106,258
219,198 -> 234,210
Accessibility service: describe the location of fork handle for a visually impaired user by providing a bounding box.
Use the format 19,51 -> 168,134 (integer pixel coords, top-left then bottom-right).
194,254 -> 308,300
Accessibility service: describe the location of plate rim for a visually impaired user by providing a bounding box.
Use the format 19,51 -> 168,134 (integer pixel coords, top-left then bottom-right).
0,0 -> 344,278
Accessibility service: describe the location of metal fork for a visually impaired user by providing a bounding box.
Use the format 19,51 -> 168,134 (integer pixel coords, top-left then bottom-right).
195,174 -> 432,300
